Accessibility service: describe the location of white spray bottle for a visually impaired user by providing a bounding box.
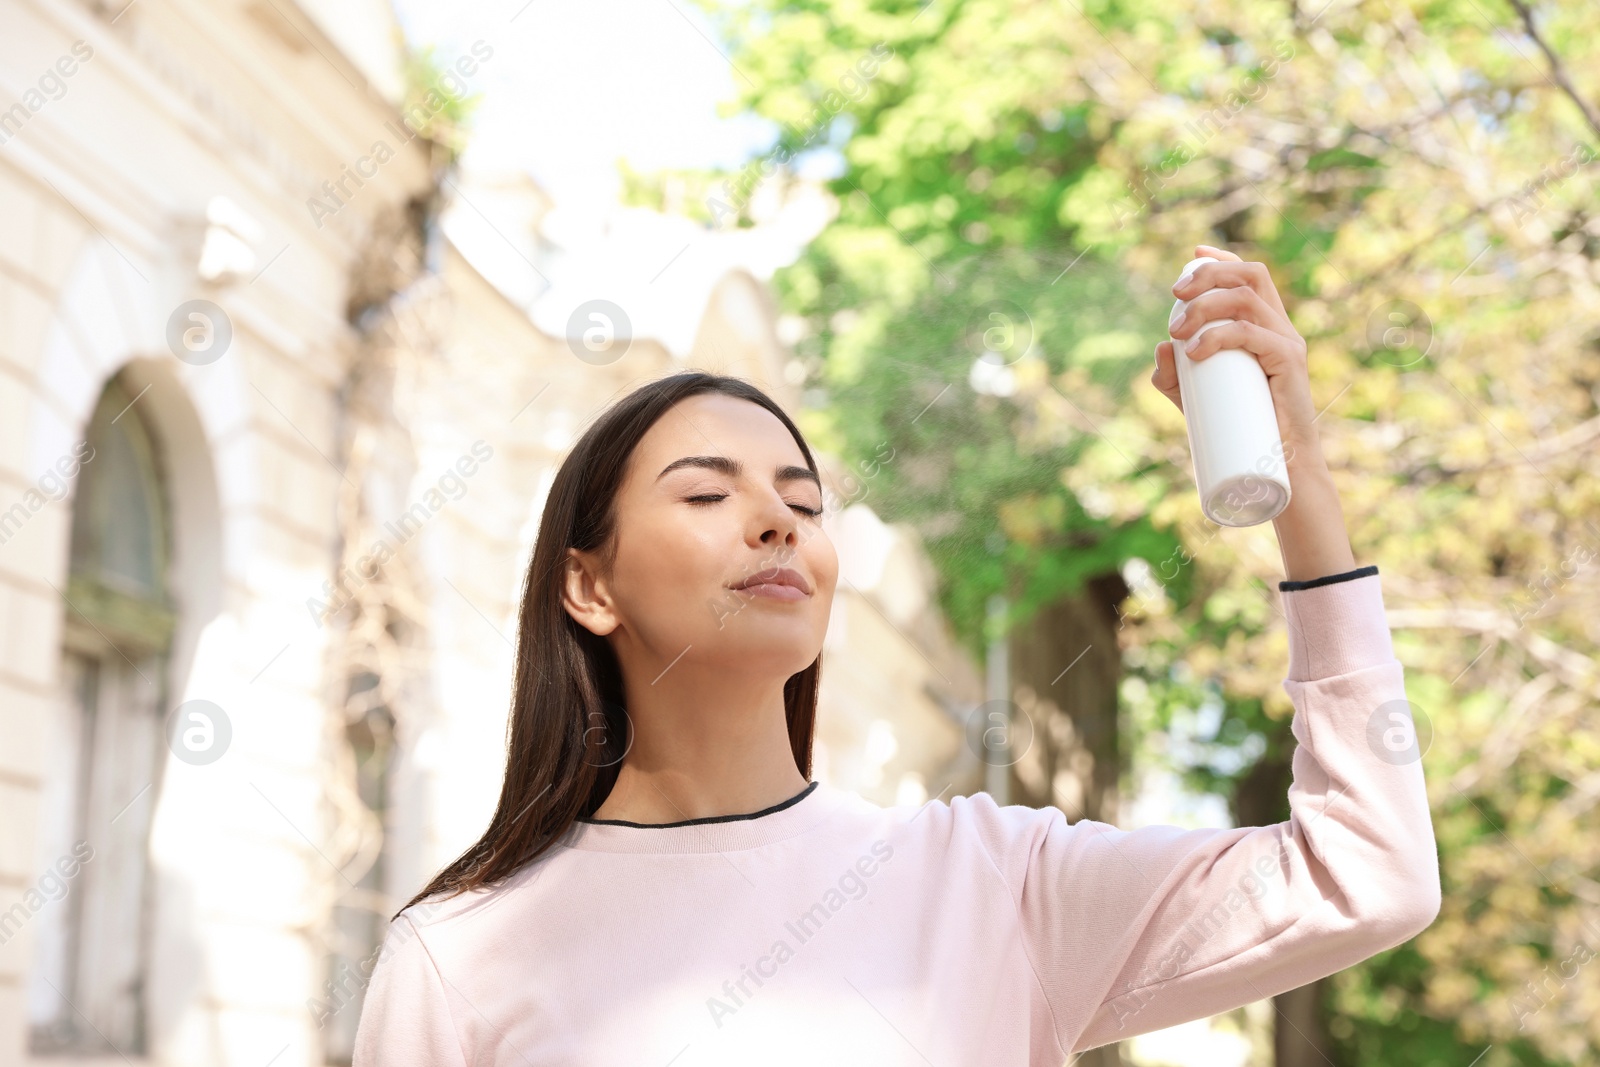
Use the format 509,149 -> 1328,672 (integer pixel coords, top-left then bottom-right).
1168,256 -> 1292,527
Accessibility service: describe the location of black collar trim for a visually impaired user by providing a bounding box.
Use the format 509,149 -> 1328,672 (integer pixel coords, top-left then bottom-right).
578,780 -> 819,828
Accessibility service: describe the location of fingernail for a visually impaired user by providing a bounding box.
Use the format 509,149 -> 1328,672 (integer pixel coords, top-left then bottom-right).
1172,272 -> 1193,292
1170,312 -> 1187,333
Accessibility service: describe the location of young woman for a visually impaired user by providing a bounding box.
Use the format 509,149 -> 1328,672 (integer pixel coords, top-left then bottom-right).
352,246 -> 1439,1065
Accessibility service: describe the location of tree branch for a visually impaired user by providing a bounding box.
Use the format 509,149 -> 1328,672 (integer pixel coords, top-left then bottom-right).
1507,0 -> 1600,141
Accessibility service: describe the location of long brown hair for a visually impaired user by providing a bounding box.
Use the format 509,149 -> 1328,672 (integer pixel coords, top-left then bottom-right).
396,372 -> 821,916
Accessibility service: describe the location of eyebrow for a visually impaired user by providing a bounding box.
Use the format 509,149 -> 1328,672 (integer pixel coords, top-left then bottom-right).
656,455 -> 821,491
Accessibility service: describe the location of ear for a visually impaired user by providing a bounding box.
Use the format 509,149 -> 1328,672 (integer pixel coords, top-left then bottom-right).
561,547 -> 620,636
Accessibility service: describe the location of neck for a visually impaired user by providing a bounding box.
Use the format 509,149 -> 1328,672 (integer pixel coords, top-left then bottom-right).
588,660 -> 810,824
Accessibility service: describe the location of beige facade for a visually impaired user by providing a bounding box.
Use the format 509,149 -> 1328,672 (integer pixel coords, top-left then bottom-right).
0,2 -> 982,1064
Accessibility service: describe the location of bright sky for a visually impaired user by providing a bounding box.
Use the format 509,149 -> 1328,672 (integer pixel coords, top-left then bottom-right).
388,0 -> 777,216
381,0 -> 842,358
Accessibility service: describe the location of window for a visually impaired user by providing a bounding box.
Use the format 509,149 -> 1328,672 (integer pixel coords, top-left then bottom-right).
29,374 -> 174,1056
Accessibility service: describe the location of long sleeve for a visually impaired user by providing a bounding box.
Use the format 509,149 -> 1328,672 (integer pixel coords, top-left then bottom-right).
351,912 -> 469,1067
960,570 -> 1441,1056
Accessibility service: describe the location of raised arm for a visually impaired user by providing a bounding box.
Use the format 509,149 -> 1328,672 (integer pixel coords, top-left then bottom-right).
958,568 -> 1440,1055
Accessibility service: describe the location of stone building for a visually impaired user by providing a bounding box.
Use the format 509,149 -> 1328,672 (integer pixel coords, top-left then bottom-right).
0,1 -> 983,1064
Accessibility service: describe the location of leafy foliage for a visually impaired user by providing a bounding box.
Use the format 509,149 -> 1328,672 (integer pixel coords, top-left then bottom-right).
401,44 -> 484,163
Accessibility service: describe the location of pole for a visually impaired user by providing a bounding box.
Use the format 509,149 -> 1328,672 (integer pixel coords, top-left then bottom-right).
984,592 -> 1010,804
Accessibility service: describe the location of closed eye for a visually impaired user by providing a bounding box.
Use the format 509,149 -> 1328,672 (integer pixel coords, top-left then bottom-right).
686,493 -> 822,518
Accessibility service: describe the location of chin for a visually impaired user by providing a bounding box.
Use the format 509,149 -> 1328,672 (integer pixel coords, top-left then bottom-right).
711,633 -> 822,677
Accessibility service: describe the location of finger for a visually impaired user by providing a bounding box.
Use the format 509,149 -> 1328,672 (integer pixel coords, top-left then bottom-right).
1195,243 -> 1243,262
1169,286 -> 1291,341
1173,259 -> 1287,317
1151,340 -> 1183,412
1183,319 -> 1304,370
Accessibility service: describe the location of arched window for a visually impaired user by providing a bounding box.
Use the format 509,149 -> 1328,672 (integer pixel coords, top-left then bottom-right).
30,373 -> 174,1055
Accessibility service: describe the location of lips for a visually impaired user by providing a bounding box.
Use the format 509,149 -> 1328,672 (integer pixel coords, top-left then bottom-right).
729,566 -> 812,595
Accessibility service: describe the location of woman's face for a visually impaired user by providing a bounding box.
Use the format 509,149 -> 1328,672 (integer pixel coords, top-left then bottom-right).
564,392 -> 839,682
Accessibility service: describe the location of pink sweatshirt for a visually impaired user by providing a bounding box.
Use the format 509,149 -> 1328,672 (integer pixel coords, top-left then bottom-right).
352,570 -> 1440,1065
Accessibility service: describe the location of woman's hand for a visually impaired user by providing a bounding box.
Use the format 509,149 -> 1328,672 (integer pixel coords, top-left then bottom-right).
1151,244 -> 1356,582
1153,244 -> 1323,468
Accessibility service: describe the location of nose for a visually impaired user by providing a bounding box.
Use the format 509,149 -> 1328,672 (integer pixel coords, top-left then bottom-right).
753,491 -> 800,551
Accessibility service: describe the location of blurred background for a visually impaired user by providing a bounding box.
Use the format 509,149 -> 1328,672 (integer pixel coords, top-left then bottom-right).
0,0 -> 1596,1064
